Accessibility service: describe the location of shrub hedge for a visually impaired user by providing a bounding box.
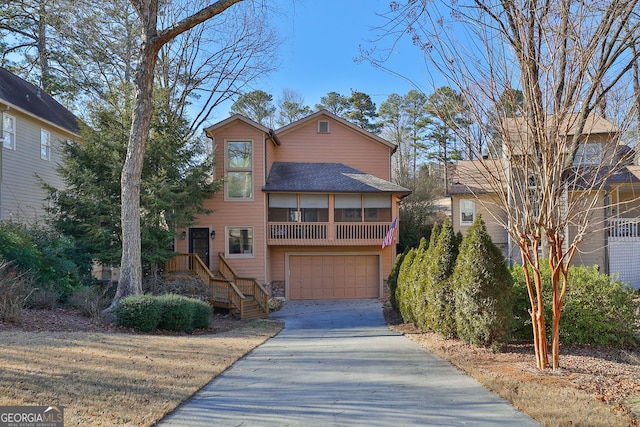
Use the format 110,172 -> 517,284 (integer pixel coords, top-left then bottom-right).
512,262 -> 639,346
115,294 -> 212,333
114,294 -> 162,332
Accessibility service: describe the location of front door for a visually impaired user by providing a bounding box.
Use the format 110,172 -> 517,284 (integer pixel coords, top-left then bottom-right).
189,228 -> 210,269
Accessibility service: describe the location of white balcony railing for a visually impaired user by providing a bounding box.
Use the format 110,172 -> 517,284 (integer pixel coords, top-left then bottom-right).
267,221 -> 392,246
608,218 -> 640,240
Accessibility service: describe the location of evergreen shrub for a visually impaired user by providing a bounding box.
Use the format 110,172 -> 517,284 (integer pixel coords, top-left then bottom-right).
512,262 -> 639,346
421,218 -> 458,337
408,237 -> 430,325
114,295 -> 162,332
452,216 -> 513,347
190,298 -> 212,330
157,294 -> 194,332
396,248 -> 416,322
387,248 -> 408,311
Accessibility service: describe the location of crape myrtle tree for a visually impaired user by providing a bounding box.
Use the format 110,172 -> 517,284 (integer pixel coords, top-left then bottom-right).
375,0 -> 640,369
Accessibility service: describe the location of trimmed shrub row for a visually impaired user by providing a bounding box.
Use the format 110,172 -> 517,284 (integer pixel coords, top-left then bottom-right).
114,294 -> 212,333
391,215 -> 640,348
393,215 -> 514,348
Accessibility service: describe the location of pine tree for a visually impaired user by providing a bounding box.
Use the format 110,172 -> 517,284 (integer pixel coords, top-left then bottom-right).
45,85 -> 220,271
452,215 -> 513,347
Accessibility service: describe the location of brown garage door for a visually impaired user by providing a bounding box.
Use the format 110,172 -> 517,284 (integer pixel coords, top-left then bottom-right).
289,254 -> 379,300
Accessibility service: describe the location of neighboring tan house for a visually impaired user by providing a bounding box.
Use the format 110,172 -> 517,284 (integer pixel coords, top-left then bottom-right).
174,110 -> 410,303
449,114 -> 640,289
0,67 -> 80,222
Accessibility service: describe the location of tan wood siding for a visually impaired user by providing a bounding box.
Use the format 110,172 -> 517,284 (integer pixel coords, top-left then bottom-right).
568,193 -> 606,269
1,109 -> 69,222
288,253 -> 380,300
274,118 -> 391,179
188,121 -> 268,283
452,194 -> 509,256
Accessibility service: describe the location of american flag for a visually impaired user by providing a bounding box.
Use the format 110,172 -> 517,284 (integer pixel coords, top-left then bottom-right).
382,217 -> 398,249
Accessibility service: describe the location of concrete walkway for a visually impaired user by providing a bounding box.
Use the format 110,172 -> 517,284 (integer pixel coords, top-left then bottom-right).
158,299 -> 539,426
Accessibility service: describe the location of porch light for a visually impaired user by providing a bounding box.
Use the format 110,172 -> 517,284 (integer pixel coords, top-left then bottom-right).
210,230 -> 216,239
180,231 -> 186,240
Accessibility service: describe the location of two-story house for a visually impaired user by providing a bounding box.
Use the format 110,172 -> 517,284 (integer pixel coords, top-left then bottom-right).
449,114 -> 640,289
0,67 -> 80,222
173,110 -> 410,304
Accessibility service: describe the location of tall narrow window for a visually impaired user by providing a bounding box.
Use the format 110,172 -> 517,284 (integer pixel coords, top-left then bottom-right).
40,129 -> 50,160
225,141 -> 253,200
3,113 -> 15,150
460,199 -> 475,225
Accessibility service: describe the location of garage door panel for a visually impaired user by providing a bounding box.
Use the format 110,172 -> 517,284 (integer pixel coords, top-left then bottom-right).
289,254 -> 378,300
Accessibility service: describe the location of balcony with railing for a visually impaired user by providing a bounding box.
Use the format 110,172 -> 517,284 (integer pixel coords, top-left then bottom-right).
267,221 -> 392,246
608,218 -> 640,241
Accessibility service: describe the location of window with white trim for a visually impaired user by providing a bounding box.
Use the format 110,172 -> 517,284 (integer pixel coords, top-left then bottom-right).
460,199 -> 475,225
226,226 -> 254,257
3,113 -> 15,150
40,129 -> 50,160
574,142 -> 602,165
225,140 -> 253,200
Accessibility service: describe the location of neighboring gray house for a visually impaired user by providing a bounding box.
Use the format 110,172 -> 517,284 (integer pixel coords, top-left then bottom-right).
0,67 -> 80,222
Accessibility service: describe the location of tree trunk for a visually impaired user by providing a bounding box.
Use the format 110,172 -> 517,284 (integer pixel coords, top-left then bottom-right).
521,245 -> 549,370
37,0 -> 50,92
107,21 -> 160,311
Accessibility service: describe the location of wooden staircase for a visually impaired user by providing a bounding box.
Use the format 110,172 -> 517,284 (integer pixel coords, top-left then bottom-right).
165,253 -> 269,320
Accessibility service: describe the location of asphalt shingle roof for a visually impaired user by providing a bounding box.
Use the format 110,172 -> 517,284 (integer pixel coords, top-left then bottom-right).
0,67 -> 79,134
263,162 -> 411,194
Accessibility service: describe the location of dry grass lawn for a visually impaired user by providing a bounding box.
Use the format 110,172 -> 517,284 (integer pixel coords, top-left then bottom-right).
0,319 -> 283,426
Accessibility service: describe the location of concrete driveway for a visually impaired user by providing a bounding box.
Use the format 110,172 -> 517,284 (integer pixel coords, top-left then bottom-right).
159,299 -> 539,426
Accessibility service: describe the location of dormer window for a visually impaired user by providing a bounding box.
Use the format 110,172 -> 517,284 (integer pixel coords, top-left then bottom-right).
574,142 -> 602,165
318,120 -> 330,133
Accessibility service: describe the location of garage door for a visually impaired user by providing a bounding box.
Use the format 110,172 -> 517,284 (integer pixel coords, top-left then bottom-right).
289,255 -> 379,300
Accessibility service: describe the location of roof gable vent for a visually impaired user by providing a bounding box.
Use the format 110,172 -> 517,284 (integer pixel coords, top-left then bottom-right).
318,120 -> 330,133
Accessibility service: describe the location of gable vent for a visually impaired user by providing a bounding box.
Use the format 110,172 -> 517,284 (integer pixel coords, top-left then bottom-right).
318,120 -> 330,133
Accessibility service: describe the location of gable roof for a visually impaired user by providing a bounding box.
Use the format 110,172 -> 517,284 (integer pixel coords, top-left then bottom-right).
0,67 -> 79,135
203,113 -> 281,145
275,110 -> 397,152
449,159 -> 505,195
504,113 -> 619,137
263,162 -> 411,195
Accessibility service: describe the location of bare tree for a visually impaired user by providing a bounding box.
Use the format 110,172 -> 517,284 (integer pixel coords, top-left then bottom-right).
376,0 -> 640,369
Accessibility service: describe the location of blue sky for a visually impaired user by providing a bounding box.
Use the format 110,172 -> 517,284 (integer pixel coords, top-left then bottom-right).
213,0 -> 437,120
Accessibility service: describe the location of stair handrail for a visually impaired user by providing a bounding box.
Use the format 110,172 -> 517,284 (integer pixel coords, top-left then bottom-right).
218,253 -> 269,317
166,253 -> 246,317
